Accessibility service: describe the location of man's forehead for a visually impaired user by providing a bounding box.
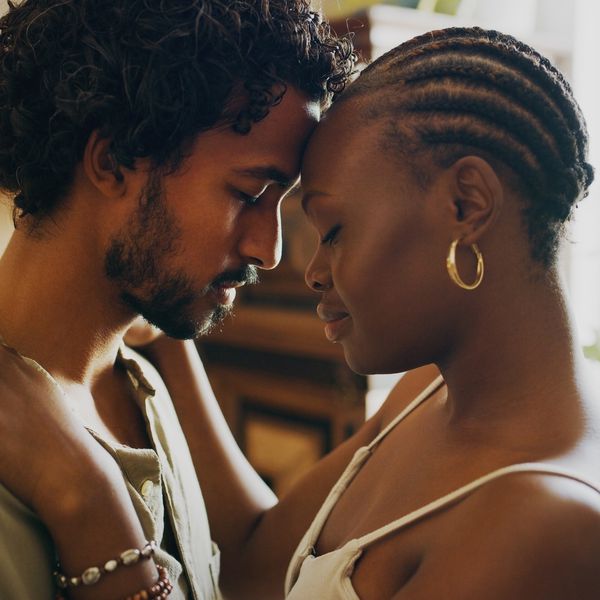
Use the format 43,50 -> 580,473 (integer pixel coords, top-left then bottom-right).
194,87 -> 320,184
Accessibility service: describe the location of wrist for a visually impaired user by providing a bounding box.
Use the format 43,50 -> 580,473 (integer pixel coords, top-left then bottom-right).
143,336 -> 197,369
33,438 -> 126,528
37,457 -> 157,595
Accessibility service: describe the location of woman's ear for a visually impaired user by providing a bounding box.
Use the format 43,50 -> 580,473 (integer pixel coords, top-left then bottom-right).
82,130 -> 126,198
447,156 -> 504,245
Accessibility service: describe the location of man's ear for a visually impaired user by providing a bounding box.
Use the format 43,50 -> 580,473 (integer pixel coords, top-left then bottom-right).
82,131 -> 126,198
446,156 -> 504,245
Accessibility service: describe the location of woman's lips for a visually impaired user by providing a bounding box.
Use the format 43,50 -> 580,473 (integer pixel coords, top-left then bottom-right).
317,304 -> 351,342
323,315 -> 351,342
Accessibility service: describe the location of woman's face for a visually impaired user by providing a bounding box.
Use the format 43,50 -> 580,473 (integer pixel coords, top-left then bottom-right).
301,102 -> 460,374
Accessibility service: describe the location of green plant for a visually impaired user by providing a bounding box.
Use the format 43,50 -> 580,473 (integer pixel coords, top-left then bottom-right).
583,331 -> 600,362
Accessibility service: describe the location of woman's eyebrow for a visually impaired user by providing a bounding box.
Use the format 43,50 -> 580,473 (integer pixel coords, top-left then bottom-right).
301,191 -> 332,215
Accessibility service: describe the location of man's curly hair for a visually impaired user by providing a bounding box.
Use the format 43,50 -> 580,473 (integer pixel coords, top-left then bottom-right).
0,0 -> 354,221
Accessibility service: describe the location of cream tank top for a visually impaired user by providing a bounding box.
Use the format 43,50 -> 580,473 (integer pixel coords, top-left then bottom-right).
284,376 -> 600,599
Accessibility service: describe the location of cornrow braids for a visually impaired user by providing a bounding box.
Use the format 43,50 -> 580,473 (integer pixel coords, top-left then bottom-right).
0,0 -> 355,222
339,27 -> 594,266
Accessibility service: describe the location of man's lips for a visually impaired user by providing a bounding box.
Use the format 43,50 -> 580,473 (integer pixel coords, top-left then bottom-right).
316,304 -> 351,342
209,265 -> 259,294
211,280 -> 247,305
216,280 -> 247,289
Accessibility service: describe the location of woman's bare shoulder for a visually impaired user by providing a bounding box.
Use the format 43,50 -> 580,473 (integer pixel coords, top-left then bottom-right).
396,470 -> 600,599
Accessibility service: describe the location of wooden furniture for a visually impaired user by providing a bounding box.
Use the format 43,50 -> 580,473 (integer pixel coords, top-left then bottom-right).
198,300 -> 367,496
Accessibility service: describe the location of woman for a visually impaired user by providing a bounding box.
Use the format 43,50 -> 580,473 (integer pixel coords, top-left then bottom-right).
283,26 -> 600,599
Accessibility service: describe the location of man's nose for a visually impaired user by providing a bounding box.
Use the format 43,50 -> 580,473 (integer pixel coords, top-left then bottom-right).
238,204 -> 282,270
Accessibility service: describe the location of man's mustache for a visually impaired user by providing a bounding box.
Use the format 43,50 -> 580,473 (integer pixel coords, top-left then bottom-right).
208,265 -> 260,290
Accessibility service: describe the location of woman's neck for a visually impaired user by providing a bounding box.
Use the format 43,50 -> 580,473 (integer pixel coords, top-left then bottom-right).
437,268 -> 588,454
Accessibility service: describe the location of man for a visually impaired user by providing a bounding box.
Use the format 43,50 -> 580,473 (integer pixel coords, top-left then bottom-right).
0,1 -> 353,597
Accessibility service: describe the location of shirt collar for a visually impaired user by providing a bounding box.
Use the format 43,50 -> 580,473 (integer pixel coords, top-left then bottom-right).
117,343 -> 157,398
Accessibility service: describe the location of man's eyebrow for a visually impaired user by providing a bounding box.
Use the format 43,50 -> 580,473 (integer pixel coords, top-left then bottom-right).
234,166 -> 295,188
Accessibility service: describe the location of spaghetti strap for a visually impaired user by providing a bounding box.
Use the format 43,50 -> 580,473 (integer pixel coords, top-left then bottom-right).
286,376 -> 600,599
367,374 -> 445,451
355,462 -> 600,550
289,375 -> 446,564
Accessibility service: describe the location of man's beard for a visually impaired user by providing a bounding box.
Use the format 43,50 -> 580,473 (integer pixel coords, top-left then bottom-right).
104,172 -> 244,339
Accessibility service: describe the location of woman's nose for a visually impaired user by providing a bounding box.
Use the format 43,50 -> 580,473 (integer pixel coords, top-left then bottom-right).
305,253 -> 332,292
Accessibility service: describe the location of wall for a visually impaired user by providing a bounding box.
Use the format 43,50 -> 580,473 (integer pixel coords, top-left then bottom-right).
569,0 -> 600,349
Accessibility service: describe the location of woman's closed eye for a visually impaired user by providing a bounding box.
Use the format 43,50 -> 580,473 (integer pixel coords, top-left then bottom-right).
321,224 -> 341,246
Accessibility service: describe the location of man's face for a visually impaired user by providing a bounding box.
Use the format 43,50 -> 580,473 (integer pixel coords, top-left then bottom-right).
105,87 -> 320,339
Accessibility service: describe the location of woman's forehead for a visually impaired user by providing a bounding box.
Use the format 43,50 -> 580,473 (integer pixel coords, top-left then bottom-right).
302,102 -> 384,177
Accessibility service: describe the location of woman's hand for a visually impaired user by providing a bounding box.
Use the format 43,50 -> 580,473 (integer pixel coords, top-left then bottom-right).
0,342 -> 94,513
0,340 -> 128,521
0,342 -> 158,598
123,316 -> 164,348
123,317 -> 185,371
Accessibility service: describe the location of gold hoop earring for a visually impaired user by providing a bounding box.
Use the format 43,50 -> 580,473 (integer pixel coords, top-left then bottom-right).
446,239 -> 484,290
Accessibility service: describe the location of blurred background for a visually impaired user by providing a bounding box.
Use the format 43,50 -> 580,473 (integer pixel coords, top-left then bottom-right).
0,0 -> 599,494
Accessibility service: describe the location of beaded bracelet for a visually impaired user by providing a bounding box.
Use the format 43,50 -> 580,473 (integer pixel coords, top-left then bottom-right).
124,564 -> 173,600
54,540 -> 157,589
55,563 -> 172,600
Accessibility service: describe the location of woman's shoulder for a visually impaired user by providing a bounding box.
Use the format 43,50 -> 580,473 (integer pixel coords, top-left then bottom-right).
407,466 -> 600,600
461,463 -> 600,535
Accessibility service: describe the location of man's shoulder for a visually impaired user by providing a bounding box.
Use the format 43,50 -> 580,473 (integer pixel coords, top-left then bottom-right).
0,482 -> 56,598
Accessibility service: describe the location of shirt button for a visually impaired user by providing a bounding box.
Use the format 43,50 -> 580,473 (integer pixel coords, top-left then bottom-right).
140,479 -> 154,498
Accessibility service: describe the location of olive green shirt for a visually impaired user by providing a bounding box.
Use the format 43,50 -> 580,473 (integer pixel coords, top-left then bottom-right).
0,342 -> 221,600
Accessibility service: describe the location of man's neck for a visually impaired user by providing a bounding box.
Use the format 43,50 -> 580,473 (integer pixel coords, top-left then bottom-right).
0,225 -> 133,386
